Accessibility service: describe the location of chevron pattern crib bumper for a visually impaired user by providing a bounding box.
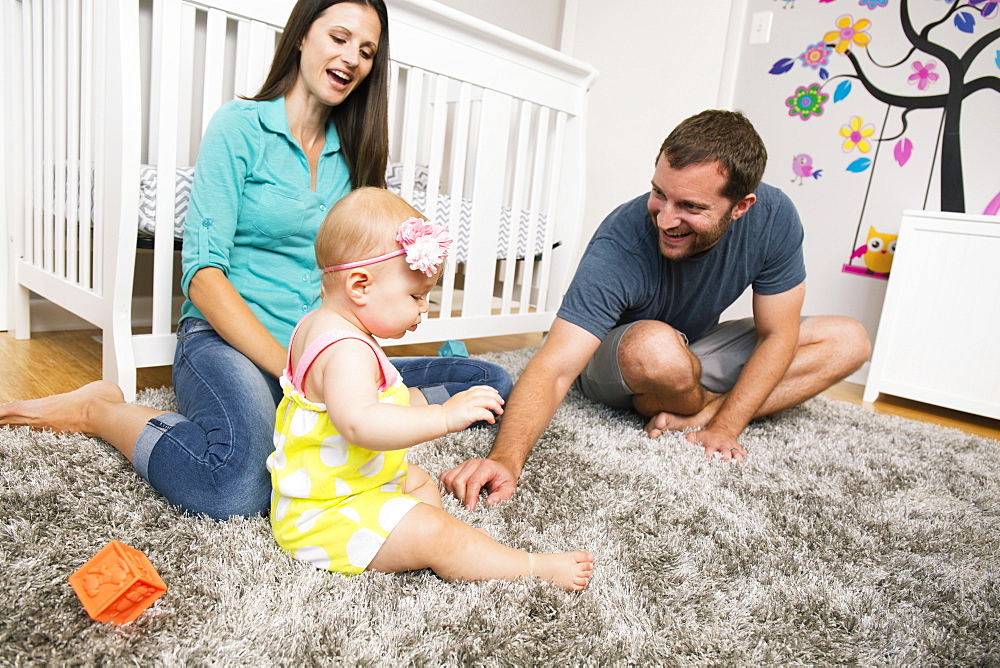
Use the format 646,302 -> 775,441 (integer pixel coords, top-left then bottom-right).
136,162 -> 550,264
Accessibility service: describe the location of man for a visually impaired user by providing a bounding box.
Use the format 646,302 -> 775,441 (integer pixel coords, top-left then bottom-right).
440,110 -> 871,509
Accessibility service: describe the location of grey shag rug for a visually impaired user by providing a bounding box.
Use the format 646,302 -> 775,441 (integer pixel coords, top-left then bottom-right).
1,349 -> 998,665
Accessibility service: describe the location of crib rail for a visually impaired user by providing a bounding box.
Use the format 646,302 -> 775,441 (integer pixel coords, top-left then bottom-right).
5,0 -> 596,399
383,0 -> 596,345
7,0 -> 282,399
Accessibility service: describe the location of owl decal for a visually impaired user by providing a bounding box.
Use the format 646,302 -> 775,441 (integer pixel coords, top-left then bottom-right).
849,226 -> 897,275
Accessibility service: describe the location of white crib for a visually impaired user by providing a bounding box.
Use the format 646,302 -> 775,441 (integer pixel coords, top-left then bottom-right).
3,0 -> 597,400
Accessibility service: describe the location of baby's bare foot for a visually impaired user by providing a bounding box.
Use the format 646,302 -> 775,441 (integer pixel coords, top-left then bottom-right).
530,551 -> 595,592
0,381 -> 124,435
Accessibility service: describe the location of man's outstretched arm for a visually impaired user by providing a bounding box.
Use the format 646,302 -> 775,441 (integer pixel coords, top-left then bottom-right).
689,283 -> 805,460
439,318 -> 600,509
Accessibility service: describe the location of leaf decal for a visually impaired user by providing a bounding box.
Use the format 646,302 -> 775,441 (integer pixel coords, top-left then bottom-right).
769,58 -> 795,75
833,80 -> 852,103
894,138 -> 913,167
820,67 -> 829,80
955,12 -> 976,33
983,2 -> 999,18
995,49 -> 1000,69
846,158 -> 872,173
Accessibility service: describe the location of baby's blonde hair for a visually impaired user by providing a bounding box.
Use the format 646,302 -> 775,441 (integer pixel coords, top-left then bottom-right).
316,187 -> 425,271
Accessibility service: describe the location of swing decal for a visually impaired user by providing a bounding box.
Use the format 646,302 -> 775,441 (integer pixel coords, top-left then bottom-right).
763,0 -> 1000,280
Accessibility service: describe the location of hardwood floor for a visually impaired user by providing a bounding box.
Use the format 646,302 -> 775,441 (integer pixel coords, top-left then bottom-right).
2,329 -> 997,441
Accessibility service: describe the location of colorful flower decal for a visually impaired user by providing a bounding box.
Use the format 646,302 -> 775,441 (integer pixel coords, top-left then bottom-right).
839,116 -> 876,152
859,0 -> 888,9
907,60 -> 940,90
824,15 -> 873,53
798,42 -> 833,70
786,83 -> 829,120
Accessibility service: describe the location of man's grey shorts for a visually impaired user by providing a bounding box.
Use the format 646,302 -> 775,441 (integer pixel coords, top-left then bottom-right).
574,317 -> 771,410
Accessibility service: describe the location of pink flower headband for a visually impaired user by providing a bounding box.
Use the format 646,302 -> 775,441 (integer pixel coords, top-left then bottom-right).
323,217 -> 452,277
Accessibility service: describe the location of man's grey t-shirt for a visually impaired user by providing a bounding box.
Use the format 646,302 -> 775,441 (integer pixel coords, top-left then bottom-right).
557,182 -> 807,344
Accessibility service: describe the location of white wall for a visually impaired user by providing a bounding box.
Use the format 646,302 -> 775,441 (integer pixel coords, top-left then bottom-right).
432,0 -> 564,49
567,1 -> 737,245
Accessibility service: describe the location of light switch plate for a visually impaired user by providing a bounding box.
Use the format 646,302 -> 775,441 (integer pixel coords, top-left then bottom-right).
749,11 -> 773,45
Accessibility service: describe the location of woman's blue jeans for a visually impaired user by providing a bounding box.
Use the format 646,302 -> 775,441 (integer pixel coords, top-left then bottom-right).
131,318 -> 513,520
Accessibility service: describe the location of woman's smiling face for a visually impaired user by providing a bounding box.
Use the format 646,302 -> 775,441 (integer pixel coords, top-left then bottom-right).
295,2 -> 382,109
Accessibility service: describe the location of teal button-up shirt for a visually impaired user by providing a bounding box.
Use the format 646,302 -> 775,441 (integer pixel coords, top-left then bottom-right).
180,97 -> 352,347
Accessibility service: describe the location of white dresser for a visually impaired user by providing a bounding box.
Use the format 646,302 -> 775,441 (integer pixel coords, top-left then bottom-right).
864,210 -> 1000,420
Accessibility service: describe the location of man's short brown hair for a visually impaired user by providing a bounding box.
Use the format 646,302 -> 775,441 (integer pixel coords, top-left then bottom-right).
657,110 -> 767,204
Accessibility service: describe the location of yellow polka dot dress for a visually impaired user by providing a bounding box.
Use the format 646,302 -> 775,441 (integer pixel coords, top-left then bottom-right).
267,327 -> 421,575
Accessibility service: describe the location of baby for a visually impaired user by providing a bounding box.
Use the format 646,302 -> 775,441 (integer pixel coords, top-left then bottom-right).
267,187 -> 593,591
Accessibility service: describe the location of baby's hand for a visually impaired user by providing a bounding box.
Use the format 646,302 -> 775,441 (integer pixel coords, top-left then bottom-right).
442,386 -> 504,432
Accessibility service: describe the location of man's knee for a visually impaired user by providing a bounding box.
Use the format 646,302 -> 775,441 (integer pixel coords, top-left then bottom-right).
618,321 -> 700,394
803,316 -> 871,377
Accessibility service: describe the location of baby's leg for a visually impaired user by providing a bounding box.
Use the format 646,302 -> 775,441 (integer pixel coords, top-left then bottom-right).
402,464 -> 492,537
401,464 -> 442,508
367,504 -> 594,592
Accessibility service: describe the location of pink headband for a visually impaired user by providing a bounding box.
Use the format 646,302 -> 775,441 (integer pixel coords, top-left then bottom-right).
323,217 -> 452,277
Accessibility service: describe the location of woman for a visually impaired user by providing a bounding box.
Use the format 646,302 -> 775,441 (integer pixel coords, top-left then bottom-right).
0,0 -> 511,520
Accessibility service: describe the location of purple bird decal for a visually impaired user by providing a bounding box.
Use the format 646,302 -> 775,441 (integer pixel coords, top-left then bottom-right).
791,153 -> 823,185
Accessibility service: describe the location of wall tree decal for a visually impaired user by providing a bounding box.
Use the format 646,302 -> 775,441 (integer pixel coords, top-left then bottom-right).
771,0 -> 1000,214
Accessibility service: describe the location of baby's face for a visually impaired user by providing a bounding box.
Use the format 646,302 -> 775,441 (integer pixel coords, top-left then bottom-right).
360,259 -> 438,339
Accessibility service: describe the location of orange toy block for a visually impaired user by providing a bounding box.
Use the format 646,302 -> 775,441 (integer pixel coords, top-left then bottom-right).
69,540 -> 167,624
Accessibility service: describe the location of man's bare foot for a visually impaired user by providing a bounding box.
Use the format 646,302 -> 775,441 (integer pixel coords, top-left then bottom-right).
0,381 -> 125,435
644,393 -> 724,438
529,551 -> 595,592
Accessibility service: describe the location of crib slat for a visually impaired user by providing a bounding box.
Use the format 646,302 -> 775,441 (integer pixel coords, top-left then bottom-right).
463,89 -> 511,318
424,74 -> 449,321
41,0 -> 55,273
65,0 -> 81,284
234,18 -> 270,97
202,8 -> 228,135
500,100 -> 534,315
535,111 -> 568,312
399,67 -> 423,202
5,0 -> 31,338
176,3 -> 196,166
387,61 -> 400,159
53,1 -> 68,279
517,107 -> 549,313
150,0 -> 183,338
80,0 -> 95,290
25,0 -> 41,270
438,81 -> 474,320
425,75 -> 449,210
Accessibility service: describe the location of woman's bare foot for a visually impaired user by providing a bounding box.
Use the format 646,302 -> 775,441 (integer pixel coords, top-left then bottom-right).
529,551 -> 595,592
644,393 -> 724,439
0,381 -> 125,435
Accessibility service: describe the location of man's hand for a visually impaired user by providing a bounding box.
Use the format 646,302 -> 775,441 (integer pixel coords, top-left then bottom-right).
686,426 -> 746,463
439,458 -> 519,510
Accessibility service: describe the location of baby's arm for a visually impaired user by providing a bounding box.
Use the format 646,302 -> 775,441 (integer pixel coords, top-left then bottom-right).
311,339 -> 503,451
